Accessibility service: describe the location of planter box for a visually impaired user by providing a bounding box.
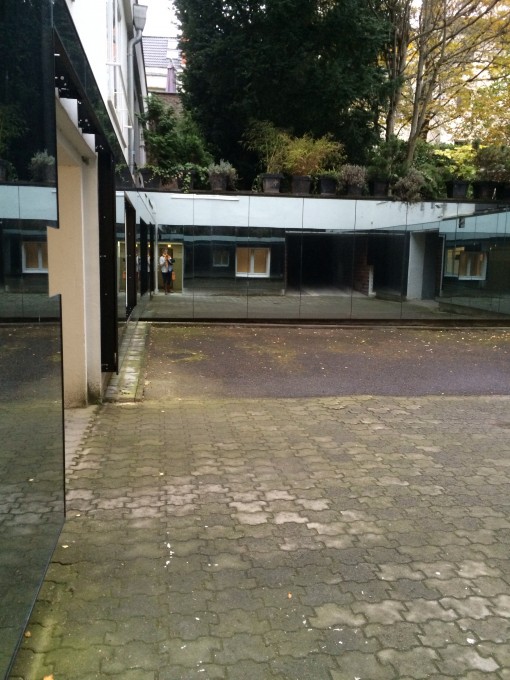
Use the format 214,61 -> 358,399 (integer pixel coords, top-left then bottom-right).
346,183 -> 365,197
369,178 -> 389,197
261,173 -> 283,194
291,175 -> 312,195
445,180 -> 470,199
472,180 -> 499,200
318,176 -> 337,196
209,174 -> 228,192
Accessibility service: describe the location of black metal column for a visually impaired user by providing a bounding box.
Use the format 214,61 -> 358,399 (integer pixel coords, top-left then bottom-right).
98,149 -> 118,372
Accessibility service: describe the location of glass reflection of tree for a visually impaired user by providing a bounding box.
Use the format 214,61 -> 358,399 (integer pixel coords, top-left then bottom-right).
0,0 -> 56,182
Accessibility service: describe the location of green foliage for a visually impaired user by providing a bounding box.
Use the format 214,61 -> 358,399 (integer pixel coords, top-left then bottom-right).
339,164 -> 368,187
433,144 -> 477,181
243,121 -> 290,174
244,121 -> 344,178
281,134 -> 344,176
174,0 -> 390,183
0,104 -> 25,157
411,139 -> 446,199
474,145 -> 510,182
367,135 -> 407,182
208,159 -> 238,182
392,168 -> 427,203
29,149 -> 56,182
138,95 -> 212,179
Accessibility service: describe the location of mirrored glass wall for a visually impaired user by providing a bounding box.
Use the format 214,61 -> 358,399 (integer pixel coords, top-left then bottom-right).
137,194 -> 510,322
0,1 -> 64,675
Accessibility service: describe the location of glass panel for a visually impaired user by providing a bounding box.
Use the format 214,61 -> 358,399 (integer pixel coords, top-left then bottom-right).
253,248 -> 268,274
438,209 -> 510,320
0,1 -> 64,675
136,196 -> 510,323
236,247 -> 249,275
24,242 -> 40,269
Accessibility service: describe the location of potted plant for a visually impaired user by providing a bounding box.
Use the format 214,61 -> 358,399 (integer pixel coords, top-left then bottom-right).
29,149 -> 56,183
473,145 -> 510,200
339,164 -> 368,196
207,159 -> 238,191
138,163 -> 168,188
281,133 -> 344,195
243,120 -> 289,193
367,136 -> 407,197
138,95 -> 212,191
315,170 -> 341,196
434,144 -> 476,198
392,168 -> 427,203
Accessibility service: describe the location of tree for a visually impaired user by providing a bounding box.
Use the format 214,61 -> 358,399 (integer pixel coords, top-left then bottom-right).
406,1 -> 509,164
138,95 -> 212,176
375,0 -> 412,140
173,0 -> 390,184
443,34 -> 510,144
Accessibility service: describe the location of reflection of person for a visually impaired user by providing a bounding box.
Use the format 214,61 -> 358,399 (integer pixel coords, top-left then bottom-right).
159,249 -> 175,294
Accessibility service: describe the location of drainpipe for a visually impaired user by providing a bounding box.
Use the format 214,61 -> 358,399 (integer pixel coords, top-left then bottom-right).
127,4 -> 148,176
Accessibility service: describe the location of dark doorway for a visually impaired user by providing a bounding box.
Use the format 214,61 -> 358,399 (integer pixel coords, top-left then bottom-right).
286,232 -> 355,291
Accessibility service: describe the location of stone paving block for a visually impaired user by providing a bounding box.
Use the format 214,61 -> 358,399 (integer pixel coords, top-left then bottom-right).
214,632 -> 272,664
265,628 -> 321,658
457,616 -> 510,643
309,603 -> 366,628
402,598 -> 457,623
331,650 -> 395,679
365,621 -> 421,650
435,644 -> 501,674
378,647 -> 440,678
272,653 -> 338,679
417,620 -> 477,648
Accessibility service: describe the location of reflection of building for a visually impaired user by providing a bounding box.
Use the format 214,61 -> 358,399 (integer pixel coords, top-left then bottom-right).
143,35 -> 183,93
144,193 -> 510,319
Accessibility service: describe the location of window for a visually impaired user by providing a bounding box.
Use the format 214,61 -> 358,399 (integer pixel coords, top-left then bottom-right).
107,0 -> 123,111
236,247 -> 270,277
22,242 -> 48,273
445,246 -> 487,280
213,249 -> 229,268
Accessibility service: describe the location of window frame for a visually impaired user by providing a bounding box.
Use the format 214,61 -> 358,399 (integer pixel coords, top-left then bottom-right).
235,247 -> 271,278
22,241 -> 48,274
212,248 -> 230,268
444,246 -> 488,281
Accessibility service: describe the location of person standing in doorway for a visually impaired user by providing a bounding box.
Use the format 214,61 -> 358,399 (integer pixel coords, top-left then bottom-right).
159,248 -> 174,294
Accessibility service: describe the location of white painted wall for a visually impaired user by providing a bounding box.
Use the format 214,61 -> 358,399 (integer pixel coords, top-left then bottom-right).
64,0 -> 111,98
142,191 -> 485,233
49,100 -> 102,407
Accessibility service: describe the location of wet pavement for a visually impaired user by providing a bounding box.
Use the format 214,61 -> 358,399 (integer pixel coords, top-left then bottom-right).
9,324 -> 510,680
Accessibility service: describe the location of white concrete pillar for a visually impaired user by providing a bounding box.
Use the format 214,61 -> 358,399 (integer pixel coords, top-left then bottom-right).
48,100 -> 102,407
407,232 -> 426,300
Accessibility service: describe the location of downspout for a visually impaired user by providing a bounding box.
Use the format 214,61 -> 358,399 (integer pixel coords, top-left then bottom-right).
127,28 -> 143,175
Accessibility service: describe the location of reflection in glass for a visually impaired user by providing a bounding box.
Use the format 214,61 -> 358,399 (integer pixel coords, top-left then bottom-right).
0,1 -> 64,674
439,209 -> 510,319
0,325 -> 64,675
141,196 -> 510,322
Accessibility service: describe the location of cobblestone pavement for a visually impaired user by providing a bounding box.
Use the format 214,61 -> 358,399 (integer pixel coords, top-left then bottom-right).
10,326 -> 510,680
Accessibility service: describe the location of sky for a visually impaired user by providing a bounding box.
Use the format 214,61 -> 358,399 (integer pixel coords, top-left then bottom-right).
142,0 -> 179,37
